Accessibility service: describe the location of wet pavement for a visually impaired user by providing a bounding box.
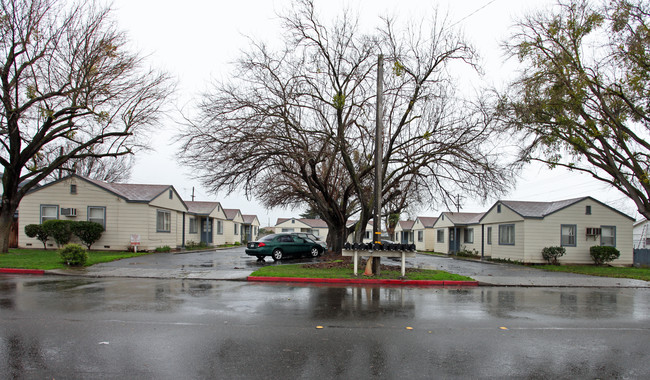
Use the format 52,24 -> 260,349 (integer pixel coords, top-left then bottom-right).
46,247 -> 650,288
0,275 -> 648,378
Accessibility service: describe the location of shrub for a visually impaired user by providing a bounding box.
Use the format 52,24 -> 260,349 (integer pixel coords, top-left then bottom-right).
71,221 -> 104,249
43,219 -> 74,246
456,247 -> 480,258
590,246 -> 620,265
541,246 -> 566,265
185,241 -> 208,250
58,243 -> 88,266
155,245 -> 171,252
24,224 -> 49,249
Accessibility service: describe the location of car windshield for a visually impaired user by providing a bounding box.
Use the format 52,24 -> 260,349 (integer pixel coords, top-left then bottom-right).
260,234 -> 277,242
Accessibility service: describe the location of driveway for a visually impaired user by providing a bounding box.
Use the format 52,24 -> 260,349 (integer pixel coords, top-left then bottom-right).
48,247 -> 649,288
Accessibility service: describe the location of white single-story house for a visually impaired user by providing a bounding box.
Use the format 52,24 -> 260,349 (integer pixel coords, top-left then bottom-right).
223,209 -> 244,244
413,216 -> 438,251
242,214 -> 260,242
394,220 -> 415,244
18,175 -> 259,251
275,218 -> 329,240
185,201 -> 227,247
432,212 -> 484,254
480,197 -> 634,265
633,219 -> 649,249
19,174 -> 188,251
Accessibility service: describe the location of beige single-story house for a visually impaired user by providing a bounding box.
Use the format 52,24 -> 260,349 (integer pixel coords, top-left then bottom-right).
242,214 -> 260,243
480,197 -> 634,265
394,220 -> 415,244
413,216 -> 438,251
19,174 -> 188,251
275,218 -> 329,240
432,212 -> 484,254
185,201 -> 227,246
223,209 -> 244,244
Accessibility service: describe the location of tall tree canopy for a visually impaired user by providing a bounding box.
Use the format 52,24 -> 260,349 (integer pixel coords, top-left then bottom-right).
179,0 -> 511,253
0,0 -> 173,252
498,0 -> 650,219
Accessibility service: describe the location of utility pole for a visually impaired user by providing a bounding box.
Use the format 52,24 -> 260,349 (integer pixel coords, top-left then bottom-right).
372,54 -> 384,275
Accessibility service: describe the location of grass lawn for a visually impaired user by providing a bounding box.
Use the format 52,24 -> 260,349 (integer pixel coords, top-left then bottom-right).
0,248 -> 156,270
250,262 -> 475,281
538,264 -> 650,282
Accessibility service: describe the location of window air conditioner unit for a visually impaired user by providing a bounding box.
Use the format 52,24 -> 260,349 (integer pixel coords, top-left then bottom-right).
585,227 -> 601,236
61,208 -> 77,217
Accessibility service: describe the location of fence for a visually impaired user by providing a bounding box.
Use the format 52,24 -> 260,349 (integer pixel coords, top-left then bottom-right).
633,249 -> 650,267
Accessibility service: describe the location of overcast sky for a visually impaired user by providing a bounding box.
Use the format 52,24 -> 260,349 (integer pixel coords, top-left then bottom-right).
110,0 -> 641,226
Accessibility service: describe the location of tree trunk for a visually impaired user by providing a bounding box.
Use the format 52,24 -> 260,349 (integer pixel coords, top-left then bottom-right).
0,204 -> 17,253
326,222 -> 347,255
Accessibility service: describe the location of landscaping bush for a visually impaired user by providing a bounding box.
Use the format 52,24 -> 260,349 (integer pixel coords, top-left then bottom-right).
58,243 -> 88,266
43,219 -> 74,246
541,246 -> 566,265
71,221 -> 104,249
185,241 -> 208,250
590,245 -> 620,265
155,245 -> 171,252
24,224 -> 49,249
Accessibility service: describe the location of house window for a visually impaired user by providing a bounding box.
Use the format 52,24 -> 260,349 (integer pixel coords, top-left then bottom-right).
586,205 -> 592,215
169,189 -> 173,199
312,229 -> 319,236
88,206 -> 106,229
282,228 -> 294,232
497,204 -> 502,213
601,226 -> 616,246
234,223 -> 239,235
437,229 -> 444,243
487,226 -> 492,245
156,210 -> 171,232
40,205 -> 58,224
70,184 -> 77,194
498,224 -> 515,245
464,228 -> 474,244
418,230 -> 423,242
561,224 -> 577,247
189,217 -> 198,234
217,220 -> 223,235
365,231 -> 371,240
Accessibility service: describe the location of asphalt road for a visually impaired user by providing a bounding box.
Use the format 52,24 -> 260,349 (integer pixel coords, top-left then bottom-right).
51,246 -> 650,287
1,275 -> 649,379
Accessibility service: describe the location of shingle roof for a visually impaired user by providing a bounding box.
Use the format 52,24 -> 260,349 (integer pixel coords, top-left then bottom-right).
444,212 -> 485,225
500,197 -> 587,218
224,209 -> 241,221
416,216 -> 438,228
242,214 -> 258,224
186,201 -> 221,215
276,218 -> 328,228
83,176 -> 171,203
398,220 -> 415,230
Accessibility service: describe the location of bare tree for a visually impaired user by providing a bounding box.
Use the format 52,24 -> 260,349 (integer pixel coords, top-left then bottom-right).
0,0 -> 174,252
179,0 -> 512,254
498,0 -> 650,219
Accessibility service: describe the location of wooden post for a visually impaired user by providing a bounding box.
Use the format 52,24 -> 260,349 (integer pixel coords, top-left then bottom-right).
372,54 -> 384,276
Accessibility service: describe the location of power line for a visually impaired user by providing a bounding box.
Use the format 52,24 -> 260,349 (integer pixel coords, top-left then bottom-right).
451,0 -> 500,27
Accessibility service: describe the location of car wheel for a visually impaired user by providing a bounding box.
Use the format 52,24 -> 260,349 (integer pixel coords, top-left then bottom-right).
271,249 -> 284,261
310,247 -> 320,257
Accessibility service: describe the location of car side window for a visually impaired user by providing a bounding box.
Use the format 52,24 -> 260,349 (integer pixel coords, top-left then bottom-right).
279,235 -> 293,242
293,236 -> 304,243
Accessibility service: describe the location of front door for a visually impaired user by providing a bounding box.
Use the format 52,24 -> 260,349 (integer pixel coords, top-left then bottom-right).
201,218 -> 213,244
448,227 -> 459,254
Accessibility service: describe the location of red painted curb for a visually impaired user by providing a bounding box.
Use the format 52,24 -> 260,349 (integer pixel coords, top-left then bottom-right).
247,276 -> 478,287
0,268 -> 45,275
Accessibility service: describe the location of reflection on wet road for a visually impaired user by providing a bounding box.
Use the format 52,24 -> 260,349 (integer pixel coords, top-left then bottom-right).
1,275 -> 649,378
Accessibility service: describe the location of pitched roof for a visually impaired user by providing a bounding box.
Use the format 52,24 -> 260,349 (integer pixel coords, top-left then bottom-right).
416,216 -> 438,228
485,196 -> 634,221
242,214 -> 258,224
443,212 -> 485,225
186,201 -> 221,215
224,209 -> 241,221
276,218 -> 328,228
398,220 -> 415,230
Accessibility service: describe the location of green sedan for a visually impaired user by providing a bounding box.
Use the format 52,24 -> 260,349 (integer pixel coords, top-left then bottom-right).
245,233 -> 323,261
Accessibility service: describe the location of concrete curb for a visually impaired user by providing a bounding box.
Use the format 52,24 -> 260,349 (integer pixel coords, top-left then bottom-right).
247,276 -> 478,287
0,268 -> 45,275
